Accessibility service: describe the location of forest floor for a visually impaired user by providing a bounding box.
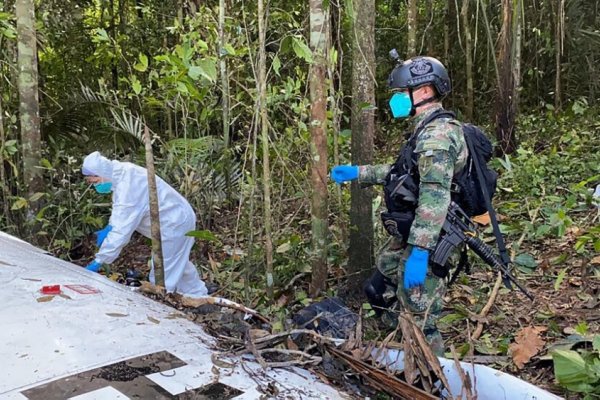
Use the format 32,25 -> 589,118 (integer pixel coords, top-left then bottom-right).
70,222 -> 599,399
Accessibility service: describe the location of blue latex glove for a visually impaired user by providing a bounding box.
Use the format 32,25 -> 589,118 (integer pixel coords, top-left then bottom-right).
95,225 -> 113,247
86,260 -> 102,272
330,165 -> 359,184
403,247 -> 429,289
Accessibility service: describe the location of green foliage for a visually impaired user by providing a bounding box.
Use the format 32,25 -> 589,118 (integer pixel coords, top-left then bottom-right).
496,109 -> 600,247
552,337 -> 600,397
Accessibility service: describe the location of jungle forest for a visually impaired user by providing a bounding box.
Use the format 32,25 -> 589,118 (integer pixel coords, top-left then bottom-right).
0,0 -> 599,398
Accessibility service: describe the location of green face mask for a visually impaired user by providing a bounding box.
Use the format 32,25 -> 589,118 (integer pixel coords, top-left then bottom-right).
93,182 -> 112,194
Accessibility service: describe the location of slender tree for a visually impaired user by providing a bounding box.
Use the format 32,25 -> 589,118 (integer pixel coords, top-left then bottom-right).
553,0 -> 565,111
15,0 -> 43,219
143,125 -> 165,286
219,0 -> 232,201
348,0 -> 375,295
309,0 -> 329,297
461,0 -> 474,120
494,0 -> 518,154
407,0 -> 418,57
257,0 -> 274,299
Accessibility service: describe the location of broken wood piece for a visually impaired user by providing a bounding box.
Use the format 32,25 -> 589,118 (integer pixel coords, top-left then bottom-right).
180,295 -> 271,324
326,345 -> 437,400
471,272 -> 502,341
451,345 -> 476,400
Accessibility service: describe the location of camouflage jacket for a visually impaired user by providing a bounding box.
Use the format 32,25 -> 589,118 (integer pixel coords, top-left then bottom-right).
359,104 -> 468,250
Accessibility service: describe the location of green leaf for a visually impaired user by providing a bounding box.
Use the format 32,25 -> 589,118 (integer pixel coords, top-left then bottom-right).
131,76 -> 142,95
134,53 -> 148,72
95,28 -> 110,42
292,37 -> 313,63
514,253 -> 538,272
28,192 -> 46,203
185,230 -> 218,242
555,268 -> 567,291
188,59 -> 217,82
552,350 -> 590,385
593,336 -> 600,352
276,242 -> 291,253
11,197 -> 28,210
223,43 -> 236,56
272,55 -> 281,76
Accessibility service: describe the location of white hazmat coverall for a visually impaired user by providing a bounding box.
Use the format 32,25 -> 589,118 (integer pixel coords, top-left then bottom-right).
82,151 -> 208,297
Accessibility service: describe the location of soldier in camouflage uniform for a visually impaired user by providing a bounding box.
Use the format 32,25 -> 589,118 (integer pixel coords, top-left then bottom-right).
331,56 -> 468,356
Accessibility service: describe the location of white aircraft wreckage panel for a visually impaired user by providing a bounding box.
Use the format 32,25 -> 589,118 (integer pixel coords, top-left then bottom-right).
0,232 -> 346,399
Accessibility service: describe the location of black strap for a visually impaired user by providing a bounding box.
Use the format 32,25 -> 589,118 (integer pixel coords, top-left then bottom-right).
464,131 -> 513,288
404,109 -> 456,172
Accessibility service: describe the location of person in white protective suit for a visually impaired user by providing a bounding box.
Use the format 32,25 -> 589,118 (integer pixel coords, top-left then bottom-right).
82,151 -> 208,298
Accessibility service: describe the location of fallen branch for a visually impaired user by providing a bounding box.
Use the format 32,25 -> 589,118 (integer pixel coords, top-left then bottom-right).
326,345 -> 437,400
180,295 -> 271,324
451,344 -> 475,400
471,272 -> 502,341
257,348 -> 322,368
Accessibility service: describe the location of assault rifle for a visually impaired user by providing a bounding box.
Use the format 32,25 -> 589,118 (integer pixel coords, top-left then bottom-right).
432,201 -> 534,301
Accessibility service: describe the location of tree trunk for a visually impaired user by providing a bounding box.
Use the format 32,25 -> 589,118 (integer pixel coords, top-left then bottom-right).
461,0 -> 474,120
143,125 -> 165,287
15,0 -> 43,219
257,0 -> 274,300
329,0 -> 344,216
407,0 -> 418,57
219,0 -> 232,201
513,0 -> 522,109
554,0 -> 564,111
444,0 -> 451,61
348,0 -> 375,296
494,0 -> 518,155
309,0 -> 329,297
0,72 -> 11,226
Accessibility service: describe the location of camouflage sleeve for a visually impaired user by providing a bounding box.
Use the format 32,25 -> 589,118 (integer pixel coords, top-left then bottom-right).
358,164 -> 392,186
407,125 -> 459,250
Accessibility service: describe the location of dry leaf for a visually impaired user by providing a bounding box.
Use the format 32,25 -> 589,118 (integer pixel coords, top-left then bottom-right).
473,212 -> 491,225
509,326 -> 547,369
147,316 -> 160,324
139,281 -> 165,296
37,296 -> 54,302
249,329 -> 270,341
106,312 -> 128,318
165,312 -> 185,319
58,293 -> 72,300
591,255 -> 600,265
21,277 -> 42,282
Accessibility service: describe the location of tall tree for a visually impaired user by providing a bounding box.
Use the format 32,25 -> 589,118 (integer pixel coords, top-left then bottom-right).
309,0 -> 329,297
348,0 -> 375,295
494,0 -> 519,154
219,0 -> 232,200
15,0 -> 43,217
143,125 -> 165,286
257,0 -> 274,299
407,0 -> 418,57
553,0 -> 565,111
461,0 -> 474,120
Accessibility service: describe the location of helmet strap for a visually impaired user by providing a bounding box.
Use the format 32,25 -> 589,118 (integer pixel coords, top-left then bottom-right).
412,94 -> 439,114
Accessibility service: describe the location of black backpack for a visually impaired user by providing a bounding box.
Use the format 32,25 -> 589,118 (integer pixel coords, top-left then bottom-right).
383,110 -> 497,217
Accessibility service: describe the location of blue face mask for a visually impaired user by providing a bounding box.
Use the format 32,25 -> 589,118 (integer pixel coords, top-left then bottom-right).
389,92 -> 413,118
93,182 -> 112,194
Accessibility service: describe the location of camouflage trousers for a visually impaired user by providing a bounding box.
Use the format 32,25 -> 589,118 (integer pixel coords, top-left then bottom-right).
377,236 -> 447,357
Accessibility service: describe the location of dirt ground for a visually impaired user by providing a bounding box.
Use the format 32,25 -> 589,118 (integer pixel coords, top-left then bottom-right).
68,228 -> 598,399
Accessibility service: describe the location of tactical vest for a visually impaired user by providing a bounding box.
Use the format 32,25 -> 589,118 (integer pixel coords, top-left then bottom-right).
381,109 -> 497,240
